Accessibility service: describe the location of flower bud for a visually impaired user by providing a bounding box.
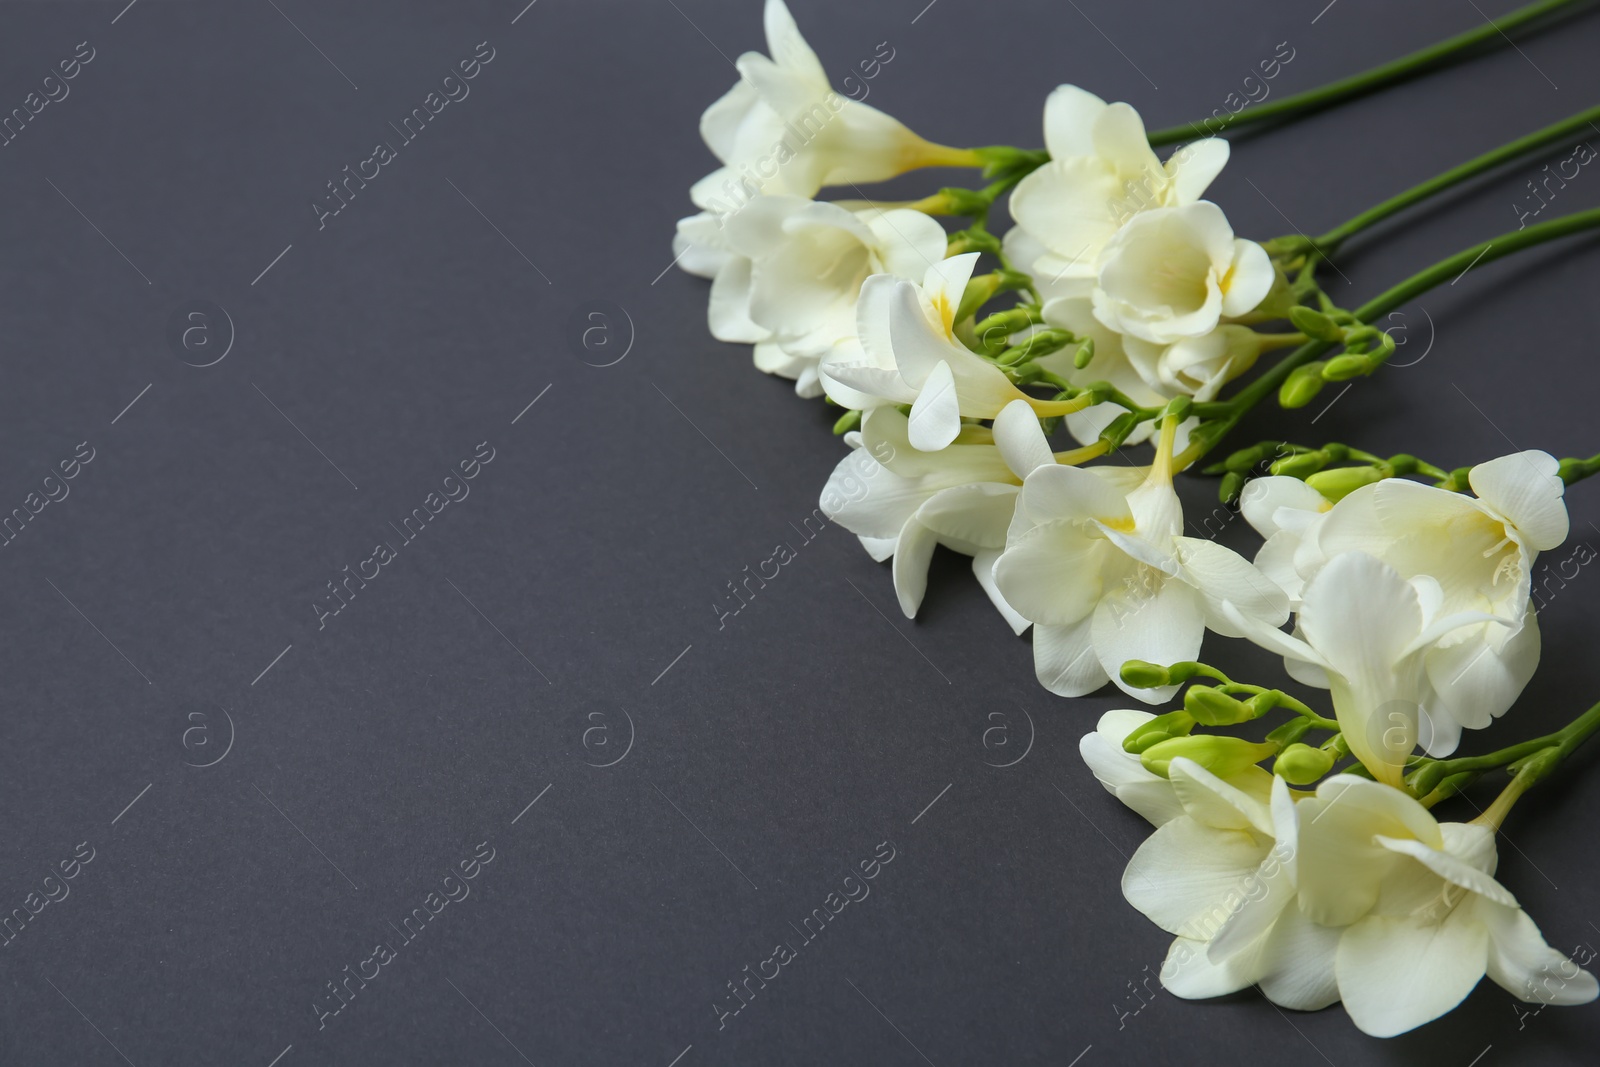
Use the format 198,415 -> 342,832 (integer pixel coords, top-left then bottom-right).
1288,306 -> 1344,341
1274,743 -> 1335,785
1406,760 -> 1450,798
1073,337 -> 1096,369
1305,465 -> 1383,502
1118,660 -> 1170,688
1219,471 -> 1247,504
1320,354 -> 1370,381
1183,686 -> 1254,726
1269,450 -> 1328,478
1140,736 -> 1278,779
1278,364 -> 1327,408
1120,710 -> 1195,754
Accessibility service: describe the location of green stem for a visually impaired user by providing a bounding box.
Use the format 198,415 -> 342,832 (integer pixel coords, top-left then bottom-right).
1186,205 -> 1600,463
1146,0 -> 1587,146
1430,700 -> 1600,779
1317,103 -> 1600,248
1560,452 -> 1600,484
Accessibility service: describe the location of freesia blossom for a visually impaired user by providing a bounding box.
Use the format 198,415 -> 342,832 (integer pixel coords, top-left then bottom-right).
820,400 -> 1060,629
823,253 -> 1092,451
1007,85 -> 1230,285
1224,551 -> 1502,787
993,417 -> 1289,702
1080,709 -> 1275,827
1150,772 -> 1597,1037
1090,202 -> 1275,345
1123,760 -> 1340,1013
690,0 -> 973,214
712,196 -> 946,396
1241,451 -> 1569,755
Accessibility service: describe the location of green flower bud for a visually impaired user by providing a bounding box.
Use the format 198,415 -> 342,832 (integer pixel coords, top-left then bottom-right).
1073,337 -> 1096,369
1183,686 -> 1255,726
1099,412 -> 1142,449
832,409 -> 861,435
1278,364 -> 1327,409
1305,465 -> 1384,502
1219,471 -> 1247,504
1141,736 -> 1278,779
1269,450 -> 1328,478
1406,760 -> 1450,798
1274,743 -> 1336,785
1121,710 -> 1196,754
1320,354 -> 1370,381
1288,306 -> 1345,341
1118,660 -> 1170,689
1265,716 -> 1313,748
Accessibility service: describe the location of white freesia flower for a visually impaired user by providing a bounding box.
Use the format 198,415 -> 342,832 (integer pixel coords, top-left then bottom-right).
1008,85 -> 1230,284
820,400 -> 1060,629
1241,452 -> 1568,755
712,196 -> 946,396
1224,551 -> 1503,787
1080,709 -> 1274,827
690,0 -> 972,213
1091,202 -> 1274,345
1304,777 -> 1597,1036
993,417 -> 1289,702
1143,770 -> 1597,1037
1125,760 -> 1341,1013
823,253 -> 1089,451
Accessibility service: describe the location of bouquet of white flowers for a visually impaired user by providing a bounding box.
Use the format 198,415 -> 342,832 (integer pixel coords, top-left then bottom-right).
671,0 -> 1600,1037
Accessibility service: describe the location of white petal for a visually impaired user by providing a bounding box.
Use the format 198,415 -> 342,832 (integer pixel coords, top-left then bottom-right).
1239,476 -> 1330,539
972,549 -> 1032,636
1078,731 -> 1185,827
762,0 -> 827,83
1425,613 -> 1538,742
915,483 -> 1018,554
1161,936 -> 1260,1000
708,257 -> 768,343
993,400 -> 1055,479
1469,450 -> 1569,551
1256,905 -> 1343,1011
907,360 -> 962,452
1296,552 -> 1425,784
1373,834 -> 1518,908
1041,83 -> 1107,158
863,207 -> 949,280
1174,536 -> 1289,636
1017,463 -> 1133,526
994,521 -> 1105,627
1481,899 -> 1600,1006
1220,238 -> 1274,317
1168,757 -> 1272,835
1032,617 -> 1108,697
891,518 -> 938,618
1093,576 -> 1204,702
1336,909 -> 1489,1037
1167,138 -> 1229,203
1123,816 -> 1270,938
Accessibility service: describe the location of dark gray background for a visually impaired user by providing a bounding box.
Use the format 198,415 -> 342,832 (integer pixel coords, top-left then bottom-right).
0,0 -> 1595,1063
